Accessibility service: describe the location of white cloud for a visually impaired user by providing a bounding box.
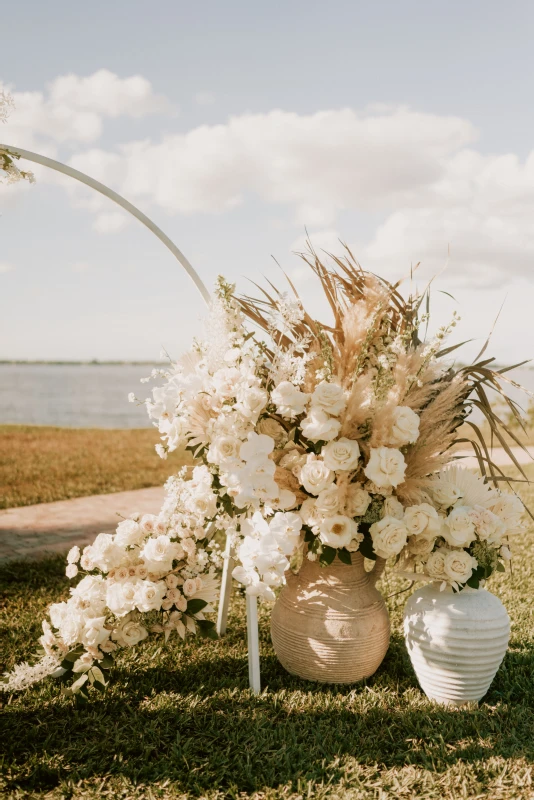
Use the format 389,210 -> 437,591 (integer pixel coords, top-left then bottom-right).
71,261 -> 90,273
0,69 -> 172,152
0,261 -> 14,273
195,91 -> 215,106
92,210 -> 130,233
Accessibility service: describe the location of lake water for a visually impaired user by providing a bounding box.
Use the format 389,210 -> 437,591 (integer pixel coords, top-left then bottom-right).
1,363 -> 533,429
0,364 -> 155,428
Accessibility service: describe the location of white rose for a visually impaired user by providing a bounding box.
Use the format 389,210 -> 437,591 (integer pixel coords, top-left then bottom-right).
112,617 -> 149,648
442,506 -> 476,547
425,547 -> 450,580
106,580 -> 138,617
429,477 -> 463,509
407,534 -> 436,559
271,381 -> 309,419
299,455 -> 335,495
311,381 -> 346,416
383,496 -> 405,520
370,516 -> 408,559
315,486 -> 341,516
322,437 -> 360,471
319,515 -> 359,548
257,417 -> 288,445
141,535 -> 182,573
115,519 -> 145,547
485,494 -> 524,532
403,503 -> 441,536
364,447 -> 406,488
135,580 -> 167,613
82,616 -> 110,649
344,484 -> 371,517
299,498 -> 323,528
66,564 -> 78,579
207,435 -> 242,465
183,578 -> 197,597
279,448 -> 307,478
444,550 -> 478,585
470,505 -> 506,545
389,406 -> 420,447
140,514 -> 158,535
236,385 -> 268,420
84,533 -> 123,572
67,546 -> 80,564
301,409 -> 341,443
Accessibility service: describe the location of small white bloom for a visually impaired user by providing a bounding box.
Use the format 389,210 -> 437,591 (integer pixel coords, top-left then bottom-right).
66,564 -> 78,579
67,546 -> 81,564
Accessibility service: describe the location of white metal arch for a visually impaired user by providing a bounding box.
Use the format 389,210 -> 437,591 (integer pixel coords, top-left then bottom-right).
0,144 -> 261,693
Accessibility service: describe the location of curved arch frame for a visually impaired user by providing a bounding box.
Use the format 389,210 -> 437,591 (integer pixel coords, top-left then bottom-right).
0,144 -> 261,693
0,144 -> 211,305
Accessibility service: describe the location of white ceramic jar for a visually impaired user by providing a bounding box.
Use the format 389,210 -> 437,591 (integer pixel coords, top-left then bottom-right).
404,583 -> 510,706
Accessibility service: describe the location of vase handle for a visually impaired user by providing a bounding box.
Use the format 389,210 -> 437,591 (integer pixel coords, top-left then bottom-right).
370,556 -> 386,584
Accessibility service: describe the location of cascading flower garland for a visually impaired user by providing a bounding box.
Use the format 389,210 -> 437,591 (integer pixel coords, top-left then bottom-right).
2,249 -> 528,697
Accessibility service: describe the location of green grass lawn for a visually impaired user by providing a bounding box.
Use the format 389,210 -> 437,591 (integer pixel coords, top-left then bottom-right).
0,426 -> 192,509
1,470 -> 533,799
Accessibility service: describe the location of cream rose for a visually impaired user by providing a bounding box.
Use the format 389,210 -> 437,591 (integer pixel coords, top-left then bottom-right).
315,486 -> 341,516
141,535 -> 182,573
271,381 -> 309,419
443,550 -> 477,585
429,477 -> 463,509
442,506 -> 476,547
135,580 -> 166,612
425,547 -> 450,580
403,503 -> 441,536
470,506 -> 506,545
257,418 -> 288,445
298,498 -> 323,528
322,437 -> 360,471
319,515 -> 358,548
344,484 -> 371,517
389,406 -> 420,447
370,516 -> 408,559
364,447 -> 406,488
299,455 -> 335,496
301,409 -> 341,442
311,381 -> 346,416
207,435 -> 242,465
383,496 -> 405,520
407,534 -> 436,559
112,618 -> 149,648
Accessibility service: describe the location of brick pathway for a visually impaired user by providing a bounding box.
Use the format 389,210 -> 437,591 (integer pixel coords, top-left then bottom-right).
0,486 -> 165,563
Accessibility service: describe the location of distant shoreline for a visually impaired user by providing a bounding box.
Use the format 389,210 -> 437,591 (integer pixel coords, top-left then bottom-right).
0,360 -> 166,366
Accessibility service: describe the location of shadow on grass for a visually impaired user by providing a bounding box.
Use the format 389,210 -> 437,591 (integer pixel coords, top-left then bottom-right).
3,633 -> 534,796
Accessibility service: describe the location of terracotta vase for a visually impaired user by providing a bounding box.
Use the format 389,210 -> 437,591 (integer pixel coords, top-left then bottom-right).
404,583 -> 510,706
270,553 -> 390,683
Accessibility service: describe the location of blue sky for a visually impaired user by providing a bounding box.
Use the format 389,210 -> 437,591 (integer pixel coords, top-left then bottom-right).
2,0 -> 534,362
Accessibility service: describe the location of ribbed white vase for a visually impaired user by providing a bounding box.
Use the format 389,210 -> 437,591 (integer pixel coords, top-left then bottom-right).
403,583 -> 510,706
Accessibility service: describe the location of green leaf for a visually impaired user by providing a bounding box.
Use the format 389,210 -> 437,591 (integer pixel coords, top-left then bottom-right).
337,548 -> 352,565
89,666 -> 106,687
63,646 -> 84,663
99,655 -> 114,670
496,561 -> 506,573
466,574 -> 480,589
187,598 -> 208,615
358,536 -> 377,561
197,620 -> 219,640
70,673 -> 88,694
319,545 -> 336,566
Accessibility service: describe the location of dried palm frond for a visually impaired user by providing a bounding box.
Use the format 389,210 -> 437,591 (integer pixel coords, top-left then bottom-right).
237,242 -> 532,493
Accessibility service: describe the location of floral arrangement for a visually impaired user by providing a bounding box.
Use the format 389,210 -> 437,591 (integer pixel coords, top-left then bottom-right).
2,247 -> 527,697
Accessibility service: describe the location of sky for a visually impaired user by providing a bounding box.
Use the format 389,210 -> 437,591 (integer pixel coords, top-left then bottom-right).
1,0 -> 534,364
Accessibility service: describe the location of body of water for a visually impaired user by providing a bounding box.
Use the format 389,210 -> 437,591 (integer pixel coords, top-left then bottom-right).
0,364 -> 156,428
0,362 -> 533,429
